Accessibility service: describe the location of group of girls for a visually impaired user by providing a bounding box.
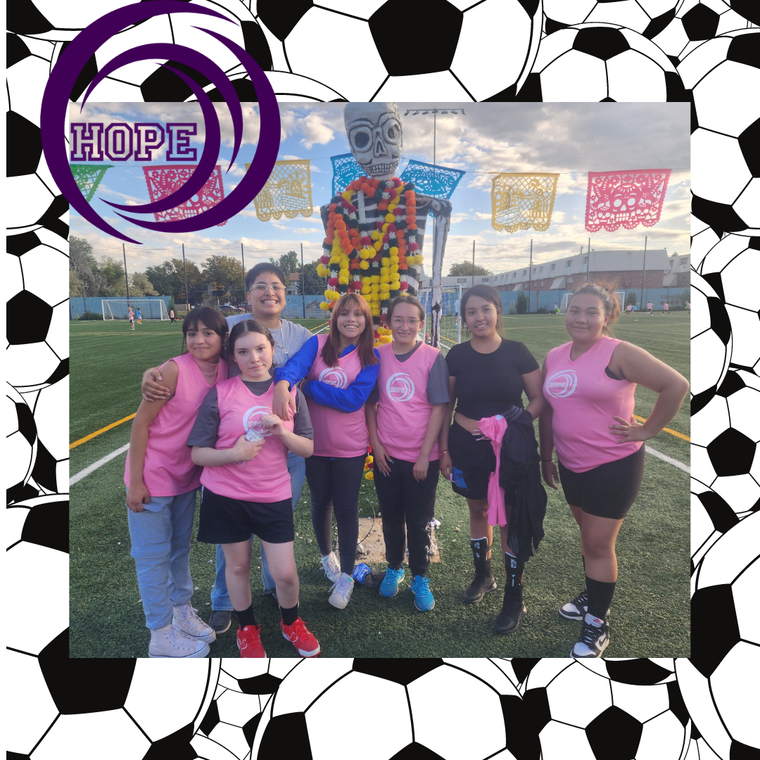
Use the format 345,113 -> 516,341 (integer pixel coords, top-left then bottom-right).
126,262 -> 688,660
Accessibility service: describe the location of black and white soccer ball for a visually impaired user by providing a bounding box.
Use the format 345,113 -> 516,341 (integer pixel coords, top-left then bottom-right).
5,34 -> 67,237
690,475 -> 744,572
517,23 -> 687,101
9,646 -> 221,759
725,0 -> 760,24
254,0 -> 542,101
682,29 -> 760,236
690,214 -> 723,273
253,659 -> 533,760
649,0 -> 749,65
689,270 -> 732,414
542,0 -> 678,38
700,234 -> 760,372
6,384 -> 38,505
522,659 -> 690,759
193,658 -> 300,760
49,0 -> 272,103
27,376 -> 69,494
691,370 -> 760,514
5,230 -> 69,393
677,511 -> 760,758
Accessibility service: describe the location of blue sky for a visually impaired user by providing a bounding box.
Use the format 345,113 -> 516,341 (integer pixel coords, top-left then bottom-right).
69,101 -> 691,276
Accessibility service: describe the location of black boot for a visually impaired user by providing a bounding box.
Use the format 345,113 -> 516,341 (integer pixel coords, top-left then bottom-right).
494,554 -> 526,634
464,537 -> 497,604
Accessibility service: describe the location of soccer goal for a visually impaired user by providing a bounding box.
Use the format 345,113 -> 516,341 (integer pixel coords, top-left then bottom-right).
418,284 -> 464,351
102,299 -> 170,321
560,290 -> 626,314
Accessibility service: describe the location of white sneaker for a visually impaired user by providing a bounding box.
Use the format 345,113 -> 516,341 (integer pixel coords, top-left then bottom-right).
149,625 -> 210,658
328,573 -> 355,610
570,613 -> 610,659
320,552 -> 341,583
172,603 -> 217,643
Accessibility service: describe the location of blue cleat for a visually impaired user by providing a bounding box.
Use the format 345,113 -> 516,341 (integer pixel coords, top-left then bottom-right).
379,566 -> 405,597
411,575 -> 435,611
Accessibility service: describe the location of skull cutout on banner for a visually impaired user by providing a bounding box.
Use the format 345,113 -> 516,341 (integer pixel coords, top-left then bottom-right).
319,103 -> 452,346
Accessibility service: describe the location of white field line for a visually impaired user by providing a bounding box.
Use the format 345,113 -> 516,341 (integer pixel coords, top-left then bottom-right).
69,441 -> 688,487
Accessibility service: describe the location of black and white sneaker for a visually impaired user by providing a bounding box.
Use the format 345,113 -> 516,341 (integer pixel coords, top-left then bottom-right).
571,613 -> 610,658
559,589 -> 588,620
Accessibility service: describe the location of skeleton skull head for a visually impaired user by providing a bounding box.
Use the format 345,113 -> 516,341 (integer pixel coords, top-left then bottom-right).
344,102 -> 403,179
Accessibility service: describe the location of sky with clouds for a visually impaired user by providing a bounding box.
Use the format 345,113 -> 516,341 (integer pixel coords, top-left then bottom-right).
69,100 -> 690,276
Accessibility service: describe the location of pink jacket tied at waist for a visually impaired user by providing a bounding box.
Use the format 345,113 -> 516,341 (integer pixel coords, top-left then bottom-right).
478,414 -> 510,528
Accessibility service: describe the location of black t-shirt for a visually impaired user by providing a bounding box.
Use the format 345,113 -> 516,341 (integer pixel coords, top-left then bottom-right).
446,338 -> 539,419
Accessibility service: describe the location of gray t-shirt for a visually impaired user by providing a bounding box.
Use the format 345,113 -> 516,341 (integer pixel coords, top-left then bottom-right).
225,316 -> 313,375
368,342 -> 450,405
187,378 -> 313,448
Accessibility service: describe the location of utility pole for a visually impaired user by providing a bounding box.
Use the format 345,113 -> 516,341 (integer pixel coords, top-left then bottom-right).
122,244 -> 130,305
182,243 -> 189,311
528,239 -> 533,314
639,236 -> 648,309
472,240 -> 475,289
301,243 -> 305,319
241,243 -> 246,310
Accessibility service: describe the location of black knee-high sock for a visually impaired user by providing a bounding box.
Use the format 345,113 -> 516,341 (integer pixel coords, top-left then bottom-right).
585,576 -> 615,620
235,605 -> 257,629
280,603 -> 299,626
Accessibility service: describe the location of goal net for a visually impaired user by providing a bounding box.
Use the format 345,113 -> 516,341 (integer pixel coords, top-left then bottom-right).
418,284 -> 464,352
560,290 -> 626,314
102,299 -> 170,320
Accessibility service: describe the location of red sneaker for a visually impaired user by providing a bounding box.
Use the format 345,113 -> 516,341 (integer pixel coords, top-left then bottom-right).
281,617 -> 320,657
236,625 -> 267,658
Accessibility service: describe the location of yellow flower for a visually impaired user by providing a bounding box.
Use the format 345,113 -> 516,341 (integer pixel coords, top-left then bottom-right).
320,301 -> 331,311
365,471 -> 374,481
360,260 -> 369,270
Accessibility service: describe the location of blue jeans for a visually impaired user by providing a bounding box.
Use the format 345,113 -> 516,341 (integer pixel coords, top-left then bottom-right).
126,489 -> 197,630
210,450 -> 306,610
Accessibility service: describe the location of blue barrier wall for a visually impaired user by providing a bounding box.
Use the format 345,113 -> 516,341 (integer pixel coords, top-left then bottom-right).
70,296 -> 171,319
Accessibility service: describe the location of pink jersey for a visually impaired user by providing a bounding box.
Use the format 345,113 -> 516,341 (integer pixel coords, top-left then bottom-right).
200,377 -> 295,502
544,336 -> 642,473
376,342 -> 440,463
306,333 -> 369,458
125,352 -> 228,496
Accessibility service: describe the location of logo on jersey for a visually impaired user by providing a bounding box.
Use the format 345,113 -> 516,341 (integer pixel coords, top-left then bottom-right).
243,405 -> 274,437
387,372 -> 415,403
319,367 -> 349,389
545,370 -> 578,398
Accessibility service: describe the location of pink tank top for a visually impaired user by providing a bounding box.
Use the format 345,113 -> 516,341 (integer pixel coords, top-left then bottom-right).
376,341 -> 440,463
544,336 -> 641,473
200,377 -> 295,502
306,334 -> 369,458
125,352 -> 228,496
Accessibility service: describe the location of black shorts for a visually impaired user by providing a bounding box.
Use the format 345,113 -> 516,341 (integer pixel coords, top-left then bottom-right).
197,487 -> 294,545
448,421 -> 496,501
557,445 -> 645,520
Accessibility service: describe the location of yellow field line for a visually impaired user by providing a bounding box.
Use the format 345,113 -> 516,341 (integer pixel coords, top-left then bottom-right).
633,414 -> 690,442
70,414 -> 136,450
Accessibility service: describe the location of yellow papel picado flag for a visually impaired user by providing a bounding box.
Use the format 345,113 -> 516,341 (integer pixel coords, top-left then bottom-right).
246,159 -> 314,222
491,173 -> 559,233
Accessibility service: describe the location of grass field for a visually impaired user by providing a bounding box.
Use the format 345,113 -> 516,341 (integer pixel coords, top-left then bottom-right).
69,312 -> 690,658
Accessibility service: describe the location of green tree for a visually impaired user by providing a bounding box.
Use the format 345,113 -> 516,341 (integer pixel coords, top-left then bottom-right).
146,258 -> 205,304
97,256 -> 127,296
516,291 -> 528,314
297,260 -> 324,295
447,260 -> 493,277
69,236 -> 106,311
202,255 -> 245,302
270,251 -> 299,278
129,272 -> 159,297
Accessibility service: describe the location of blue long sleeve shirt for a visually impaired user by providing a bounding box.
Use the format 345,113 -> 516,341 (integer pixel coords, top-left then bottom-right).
273,335 -> 380,413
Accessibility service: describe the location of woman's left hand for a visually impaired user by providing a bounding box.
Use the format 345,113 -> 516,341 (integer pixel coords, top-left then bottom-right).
413,454 -> 429,482
610,415 -> 651,443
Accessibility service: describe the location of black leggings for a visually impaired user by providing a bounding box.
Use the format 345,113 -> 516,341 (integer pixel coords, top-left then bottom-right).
306,454 -> 366,575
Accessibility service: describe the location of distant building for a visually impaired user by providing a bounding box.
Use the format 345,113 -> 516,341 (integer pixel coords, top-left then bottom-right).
287,272 -> 300,295
421,249 -> 688,294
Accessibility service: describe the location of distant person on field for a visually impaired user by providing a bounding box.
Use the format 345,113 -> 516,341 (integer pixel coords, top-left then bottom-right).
136,308 -> 142,324
554,303 -> 560,315
625,303 -> 633,316
663,302 -> 670,315
170,308 -> 177,323
128,307 -> 135,331
125,307 -> 228,658
140,263 -> 313,635
646,301 -> 653,315
539,281 -> 689,659
685,301 -> 690,312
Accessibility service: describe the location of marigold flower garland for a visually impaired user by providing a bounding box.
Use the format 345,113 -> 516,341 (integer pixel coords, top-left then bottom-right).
318,177 -> 423,344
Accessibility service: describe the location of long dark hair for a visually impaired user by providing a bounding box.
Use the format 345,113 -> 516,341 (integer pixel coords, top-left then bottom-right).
323,293 -> 378,368
181,307 -> 228,357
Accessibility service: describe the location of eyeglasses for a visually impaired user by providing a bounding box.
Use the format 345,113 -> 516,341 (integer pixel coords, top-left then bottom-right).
390,317 -> 420,327
250,283 -> 285,293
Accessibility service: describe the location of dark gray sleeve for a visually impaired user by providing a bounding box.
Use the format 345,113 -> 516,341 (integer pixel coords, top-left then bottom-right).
426,352 -> 451,406
367,380 -> 379,405
186,387 -> 221,448
292,387 -> 314,440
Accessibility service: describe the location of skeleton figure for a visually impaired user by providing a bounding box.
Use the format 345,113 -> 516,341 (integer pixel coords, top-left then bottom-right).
320,103 -> 451,344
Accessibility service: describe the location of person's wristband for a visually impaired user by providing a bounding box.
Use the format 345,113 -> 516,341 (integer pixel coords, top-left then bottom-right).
541,459 -> 553,463
438,450 -> 448,457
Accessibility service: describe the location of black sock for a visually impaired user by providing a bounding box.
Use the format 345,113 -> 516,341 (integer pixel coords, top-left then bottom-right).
585,576 -> 615,621
235,605 -> 257,630
280,602 -> 299,627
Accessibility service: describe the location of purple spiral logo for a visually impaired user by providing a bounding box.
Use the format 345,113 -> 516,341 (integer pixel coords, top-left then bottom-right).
386,373 -> 416,403
40,0 -> 280,245
545,370 -> 578,399
319,367 -> 349,389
